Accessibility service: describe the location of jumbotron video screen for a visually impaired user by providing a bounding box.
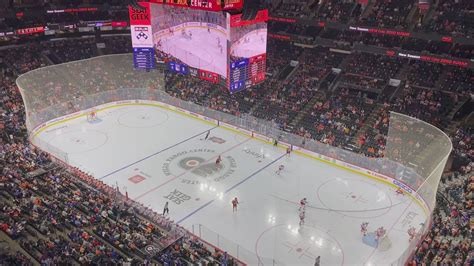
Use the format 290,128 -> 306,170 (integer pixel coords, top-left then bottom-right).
129,1 -> 267,92
151,4 -> 228,84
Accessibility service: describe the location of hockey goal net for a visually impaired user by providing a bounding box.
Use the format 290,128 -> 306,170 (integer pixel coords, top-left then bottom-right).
86,110 -> 98,122
377,234 -> 392,251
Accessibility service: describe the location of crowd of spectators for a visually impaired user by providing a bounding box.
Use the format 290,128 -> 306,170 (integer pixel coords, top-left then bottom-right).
44,38 -> 99,64
410,171 -> 473,265
296,87 -> 377,149
101,36 -> 133,55
271,0 -> 314,18
315,0 -> 360,23
270,0 -> 473,38
417,0 -> 474,37
359,0 -> 413,29
266,38 -> 303,76
437,66 -> 474,94
406,61 -> 444,89
344,53 -> 406,80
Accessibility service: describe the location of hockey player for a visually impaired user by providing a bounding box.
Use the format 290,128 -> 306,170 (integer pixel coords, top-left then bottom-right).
376,227 -> 386,240
275,164 -> 284,175
360,222 -> 369,236
163,201 -> 169,216
407,227 -> 416,242
299,198 -> 308,211
232,197 -> 239,212
395,187 -> 404,196
314,256 -> 321,266
299,210 -> 305,226
216,155 -> 222,165
286,146 -> 291,157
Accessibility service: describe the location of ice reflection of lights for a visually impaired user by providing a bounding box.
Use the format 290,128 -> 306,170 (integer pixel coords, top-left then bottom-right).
200,184 -> 223,200
268,215 -> 276,224
376,191 -> 386,202
315,238 -> 323,247
286,224 -> 298,234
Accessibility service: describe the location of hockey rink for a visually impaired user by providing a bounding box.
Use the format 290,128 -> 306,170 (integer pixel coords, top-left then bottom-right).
34,104 -> 427,265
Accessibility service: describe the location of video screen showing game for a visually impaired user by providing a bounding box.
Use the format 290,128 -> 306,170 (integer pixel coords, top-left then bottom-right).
228,10 -> 268,93
151,4 -> 228,83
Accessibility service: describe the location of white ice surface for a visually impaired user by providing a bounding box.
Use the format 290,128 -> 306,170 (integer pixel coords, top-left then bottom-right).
35,105 -> 426,265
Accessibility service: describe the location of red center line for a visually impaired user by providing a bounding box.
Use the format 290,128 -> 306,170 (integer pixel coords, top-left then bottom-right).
134,137 -> 252,200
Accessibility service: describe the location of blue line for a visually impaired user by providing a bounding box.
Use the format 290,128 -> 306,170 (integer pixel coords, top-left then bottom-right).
176,200 -> 215,225
176,153 -> 286,224
99,126 -> 218,180
224,153 -> 286,194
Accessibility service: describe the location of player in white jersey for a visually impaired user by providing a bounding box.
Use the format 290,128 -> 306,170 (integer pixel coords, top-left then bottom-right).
275,164 -> 284,175
360,222 -> 369,236
299,210 -> 305,226
407,227 -> 416,241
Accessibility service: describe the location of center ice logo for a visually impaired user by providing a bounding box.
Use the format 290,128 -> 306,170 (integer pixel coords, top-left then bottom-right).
162,149 -> 237,185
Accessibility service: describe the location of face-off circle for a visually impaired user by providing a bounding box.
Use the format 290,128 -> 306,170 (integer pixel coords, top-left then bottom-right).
255,224 -> 344,265
47,130 -> 109,154
162,149 -> 237,185
117,109 -> 169,128
317,178 -> 394,218
179,157 -> 205,170
185,159 -> 199,167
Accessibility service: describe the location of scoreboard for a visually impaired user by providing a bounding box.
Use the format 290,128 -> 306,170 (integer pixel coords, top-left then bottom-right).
130,3 -> 155,70
168,61 -> 220,84
167,61 -> 189,75
229,53 -> 266,93
133,47 -> 155,70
